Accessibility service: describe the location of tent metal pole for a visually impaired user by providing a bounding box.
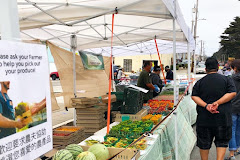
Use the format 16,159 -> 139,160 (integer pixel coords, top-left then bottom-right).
68,0 -> 145,26
173,0 -> 178,160
187,29 -> 191,92
71,35 -> 77,126
0,0 -> 21,41
119,9 -> 173,18
41,28 -> 71,47
107,20 -> 167,38
20,4 -> 65,21
22,18 -> 63,25
85,21 -> 105,39
45,24 -> 102,37
25,0 -> 67,25
106,26 -> 126,45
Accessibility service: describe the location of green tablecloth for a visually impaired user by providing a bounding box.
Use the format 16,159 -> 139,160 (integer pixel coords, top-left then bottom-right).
178,95 -> 197,125
139,95 -> 197,160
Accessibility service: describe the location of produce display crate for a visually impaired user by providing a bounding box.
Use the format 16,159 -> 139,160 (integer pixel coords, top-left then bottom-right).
77,114 -> 105,120
77,122 -> 104,128
77,118 -> 104,124
76,107 -> 107,139
115,109 -> 148,122
81,145 -> 140,160
53,126 -> 85,147
54,126 -> 84,137
70,97 -> 100,108
76,106 -> 107,114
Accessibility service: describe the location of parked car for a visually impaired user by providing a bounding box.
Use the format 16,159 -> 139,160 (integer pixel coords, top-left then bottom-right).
196,64 -> 206,74
50,72 -> 59,80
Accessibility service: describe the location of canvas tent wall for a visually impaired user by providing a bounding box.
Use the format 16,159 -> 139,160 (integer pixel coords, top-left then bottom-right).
48,42 -> 111,108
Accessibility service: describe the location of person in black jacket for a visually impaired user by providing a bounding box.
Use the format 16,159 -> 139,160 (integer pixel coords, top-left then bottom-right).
151,66 -> 164,98
226,59 -> 240,160
165,66 -> 173,80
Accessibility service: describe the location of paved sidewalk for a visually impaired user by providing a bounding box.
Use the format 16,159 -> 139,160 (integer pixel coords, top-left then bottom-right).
190,126 -> 232,160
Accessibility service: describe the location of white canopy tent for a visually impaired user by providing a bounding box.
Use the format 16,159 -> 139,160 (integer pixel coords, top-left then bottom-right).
13,0 -> 195,103
16,0 -> 195,51
1,1 -> 195,159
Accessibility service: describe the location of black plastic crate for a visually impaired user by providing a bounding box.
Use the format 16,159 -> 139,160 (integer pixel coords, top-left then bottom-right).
121,87 -> 144,114
112,101 -> 123,111
115,85 -> 126,92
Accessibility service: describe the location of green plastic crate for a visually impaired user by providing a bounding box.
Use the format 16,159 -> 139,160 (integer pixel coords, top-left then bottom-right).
121,87 -> 143,114
111,92 -> 124,101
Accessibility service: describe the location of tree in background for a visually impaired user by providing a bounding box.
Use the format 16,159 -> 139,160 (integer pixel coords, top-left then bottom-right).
213,17 -> 240,60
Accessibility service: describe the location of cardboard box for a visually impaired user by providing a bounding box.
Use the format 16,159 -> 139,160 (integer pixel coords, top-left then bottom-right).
81,145 -> 140,160
115,109 -> 148,122
101,94 -> 117,103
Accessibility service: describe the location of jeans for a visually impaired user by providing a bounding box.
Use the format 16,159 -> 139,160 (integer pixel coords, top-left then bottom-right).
229,114 -> 240,151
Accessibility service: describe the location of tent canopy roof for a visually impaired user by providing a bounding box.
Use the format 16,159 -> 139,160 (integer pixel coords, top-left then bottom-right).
17,0 -> 194,53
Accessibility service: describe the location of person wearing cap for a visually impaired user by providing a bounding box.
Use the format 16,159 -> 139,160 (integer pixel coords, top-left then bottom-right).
165,66 -> 173,80
151,66 -> 164,98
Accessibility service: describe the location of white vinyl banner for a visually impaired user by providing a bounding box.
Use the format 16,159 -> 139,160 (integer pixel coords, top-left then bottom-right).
0,41 -> 52,160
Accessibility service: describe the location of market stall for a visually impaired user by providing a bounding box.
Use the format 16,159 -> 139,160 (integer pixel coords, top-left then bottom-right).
0,0 -> 197,160
50,91 -> 197,160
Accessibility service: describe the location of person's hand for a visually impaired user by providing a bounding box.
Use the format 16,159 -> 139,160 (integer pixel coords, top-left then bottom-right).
206,104 -> 219,114
15,120 -> 26,129
211,102 -> 219,111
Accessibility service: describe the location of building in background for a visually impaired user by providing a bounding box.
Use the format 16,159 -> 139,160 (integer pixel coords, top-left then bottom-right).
114,54 -> 173,73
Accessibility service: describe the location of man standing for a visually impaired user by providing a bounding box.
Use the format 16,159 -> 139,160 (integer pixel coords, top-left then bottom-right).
137,61 -> 155,102
165,66 -> 173,80
0,81 -> 24,138
191,57 -> 236,160
151,66 -> 164,98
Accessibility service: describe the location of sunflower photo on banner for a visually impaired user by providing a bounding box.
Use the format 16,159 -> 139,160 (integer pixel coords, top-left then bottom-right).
79,51 -> 104,70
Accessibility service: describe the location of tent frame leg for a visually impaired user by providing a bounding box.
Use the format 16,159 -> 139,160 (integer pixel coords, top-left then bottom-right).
0,0 -> 20,41
71,34 -> 77,126
173,0 -> 178,160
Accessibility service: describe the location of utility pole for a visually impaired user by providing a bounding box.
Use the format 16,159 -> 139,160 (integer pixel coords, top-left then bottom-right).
191,0 -> 199,72
203,41 -> 205,61
200,40 -> 203,61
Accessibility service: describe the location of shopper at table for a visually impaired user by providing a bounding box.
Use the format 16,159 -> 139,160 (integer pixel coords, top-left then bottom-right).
191,57 -> 236,160
151,66 -> 164,98
137,61 -> 155,103
165,66 -> 173,80
226,59 -> 240,160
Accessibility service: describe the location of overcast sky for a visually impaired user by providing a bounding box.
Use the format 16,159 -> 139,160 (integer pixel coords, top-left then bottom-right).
178,0 -> 240,56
